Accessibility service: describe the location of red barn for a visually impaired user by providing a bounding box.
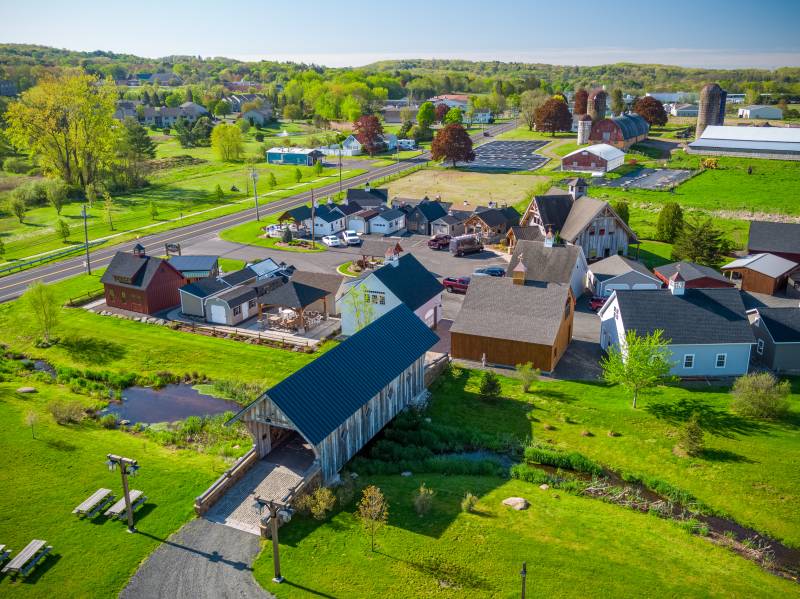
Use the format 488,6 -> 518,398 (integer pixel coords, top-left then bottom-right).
589,114 -> 649,150
101,245 -> 186,314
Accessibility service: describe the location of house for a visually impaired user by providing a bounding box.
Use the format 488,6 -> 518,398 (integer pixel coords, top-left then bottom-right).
347,209 -> 380,235
337,253 -> 444,336
450,277 -> 574,372
227,304 -> 438,483
687,125 -> 800,160
241,107 -> 273,126
588,255 -> 661,297
505,226 -> 543,252
738,105 -> 783,120
670,103 -> 699,117
0,80 -> 18,96
266,147 -> 323,166
331,202 -> 363,230
221,93 -> 268,112
750,307 -> 800,373
345,185 -> 388,209
464,109 -> 492,125
589,113 -> 650,150
508,237 -> 587,299
400,199 -> 449,235
653,261 -> 734,289
101,245 -> 186,315
167,255 -> 219,283
310,205 -> 347,237
561,143 -> 625,173
430,210 -> 471,237
341,135 -> 364,156
721,254 -> 798,295
463,206 -> 520,243
599,280 -> 754,377
429,94 -> 469,109
366,208 -> 406,236
179,102 -> 209,119
747,221 -> 800,262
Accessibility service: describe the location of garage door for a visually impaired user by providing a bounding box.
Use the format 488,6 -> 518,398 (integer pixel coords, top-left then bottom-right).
632,283 -> 659,290
209,304 -> 226,324
603,284 -> 630,296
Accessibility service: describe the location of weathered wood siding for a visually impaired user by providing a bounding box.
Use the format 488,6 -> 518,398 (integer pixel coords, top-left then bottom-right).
574,207 -> 630,259
735,268 -> 787,295
242,398 -> 298,458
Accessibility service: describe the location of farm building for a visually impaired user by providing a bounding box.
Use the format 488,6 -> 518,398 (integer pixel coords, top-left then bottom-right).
687,125 -> 800,160
653,261 -> 733,289
266,147 -> 323,166
737,105 -> 783,120
750,307 -> 800,373
589,114 -> 649,150
722,254 -> 798,295
747,221 -> 800,262
507,238 -> 587,299
561,143 -> 625,173
671,104 -> 699,117
588,255 -> 661,297
227,304 -> 439,483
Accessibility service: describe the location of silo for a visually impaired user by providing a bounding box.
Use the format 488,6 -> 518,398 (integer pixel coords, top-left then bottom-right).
696,83 -> 727,138
587,89 -> 608,121
577,114 -> 593,145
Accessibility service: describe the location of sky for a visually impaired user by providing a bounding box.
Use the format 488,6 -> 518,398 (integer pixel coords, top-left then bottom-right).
1,0 -> 799,69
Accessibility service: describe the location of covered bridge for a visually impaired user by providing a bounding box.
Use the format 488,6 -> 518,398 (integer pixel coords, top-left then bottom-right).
228,304 -> 438,483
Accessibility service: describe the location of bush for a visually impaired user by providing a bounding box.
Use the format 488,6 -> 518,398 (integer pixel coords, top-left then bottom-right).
2,157 -> 30,174
99,414 -> 118,429
676,412 -> 704,456
48,399 -> 86,424
461,491 -> 478,513
281,227 -> 293,243
413,483 -> 435,516
211,379 -> 262,403
524,445 -> 603,475
296,486 -> 336,520
13,180 -> 48,207
731,372 -> 790,420
478,371 -> 502,402
254,132 -> 264,142
515,362 -> 539,393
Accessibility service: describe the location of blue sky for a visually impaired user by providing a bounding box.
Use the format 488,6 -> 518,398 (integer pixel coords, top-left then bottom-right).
1,0 -> 798,68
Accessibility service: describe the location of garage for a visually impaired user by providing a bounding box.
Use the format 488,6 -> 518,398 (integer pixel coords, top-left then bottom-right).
588,255 -> 661,297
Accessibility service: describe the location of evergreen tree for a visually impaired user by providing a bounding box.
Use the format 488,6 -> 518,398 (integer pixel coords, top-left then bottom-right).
478,371 -> 502,402
671,215 -> 729,266
656,202 -> 684,243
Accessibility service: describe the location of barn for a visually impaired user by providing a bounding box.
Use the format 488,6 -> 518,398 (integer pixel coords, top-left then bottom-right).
561,143 -> 625,173
227,305 -> 439,483
589,114 -> 650,150
722,254 -> 799,296
101,245 -> 186,314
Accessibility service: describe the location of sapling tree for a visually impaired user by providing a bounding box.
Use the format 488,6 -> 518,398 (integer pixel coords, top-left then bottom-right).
601,329 -> 673,408
24,281 -> 59,344
357,485 -> 388,552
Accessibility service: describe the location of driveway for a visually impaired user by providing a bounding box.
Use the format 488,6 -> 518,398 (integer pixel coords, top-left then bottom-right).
121,518 -> 272,599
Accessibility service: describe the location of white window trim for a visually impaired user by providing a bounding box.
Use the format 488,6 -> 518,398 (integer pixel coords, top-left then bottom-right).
756,339 -> 764,355
715,353 -> 727,369
683,354 -> 695,369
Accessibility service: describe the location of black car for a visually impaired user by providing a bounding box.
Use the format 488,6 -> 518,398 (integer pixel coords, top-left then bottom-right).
473,266 -> 506,277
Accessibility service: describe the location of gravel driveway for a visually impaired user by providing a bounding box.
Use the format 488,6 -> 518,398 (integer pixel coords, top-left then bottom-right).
121,519 -> 272,599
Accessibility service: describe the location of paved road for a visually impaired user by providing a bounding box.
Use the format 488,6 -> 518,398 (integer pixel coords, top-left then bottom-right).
0,121 -> 517,303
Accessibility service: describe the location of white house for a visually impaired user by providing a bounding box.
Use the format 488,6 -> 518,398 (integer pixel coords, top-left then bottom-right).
241,107 -> 273,126
588,255 -> 661,297
397,139 -> 417,150
368,208 -> 406,236
737,105 -> 783,120
337,253 -> 444,336
464,109 -> 492,125
429,94 -> 469,110
310,205 -> 346,237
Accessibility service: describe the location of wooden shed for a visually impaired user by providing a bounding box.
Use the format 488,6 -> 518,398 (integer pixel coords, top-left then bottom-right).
227,305 -> 438,483
722,253 -> 799,296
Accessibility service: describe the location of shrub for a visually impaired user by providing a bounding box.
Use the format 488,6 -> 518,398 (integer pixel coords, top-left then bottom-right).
296,486 -> 336,520
99,414 -> 118,429
254,132 -> 264,142
48,399 -> 85,424
731,372 -> 790,420
524,445 -> 603,475
461,491 -> 478,513
2,157 -> 30,173
281,227 -> 293,243
478,371 -> 501,402
13,180 -> 48,207
211,379 -> 261,403
515,362 -> 539,393
413,483 -> 435,516
676,412 -> 704,456
182,415 -> 205,436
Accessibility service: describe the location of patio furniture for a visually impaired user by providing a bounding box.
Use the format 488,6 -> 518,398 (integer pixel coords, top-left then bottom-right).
72,488 -> 115,518
0,545 -> 9,566
104,490 -> 147,520
1,539 -> 52,578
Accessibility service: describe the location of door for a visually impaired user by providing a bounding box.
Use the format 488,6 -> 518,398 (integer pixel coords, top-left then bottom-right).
209,304 -> 226,324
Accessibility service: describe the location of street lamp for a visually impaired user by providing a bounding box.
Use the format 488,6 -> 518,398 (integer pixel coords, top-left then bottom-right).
250,167 -> 261,221
81,204 -> 91,275
338,144 -> 343,197
106,454 -> 139,533
253,494 -> 293,583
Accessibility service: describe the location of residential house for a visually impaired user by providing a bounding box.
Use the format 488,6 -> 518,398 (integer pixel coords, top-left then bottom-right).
348,209 -> 380,235
589,113 -> 650,150
221,94 -> 268,112
505,226 -> 543,253
368,208 -> 406,236
332,202 -> 363,230
429,94 -> 470,110
399,199 -> 449,235
463,206 -> 520,243
345,185 -> 388,209
653,261 -> 734,289
747,221 -> 800,262
179,102 -> 209,119
587,255 -> 661,297
430,209 -> 471,238
101,245 -> 186,315
464,109 -> 492,125
450,276 -> 574,372
167,255 -> 219,283
242,107 -> 273,126
507,238 -> 587,299
266,147 -> 323,166
670,104 -> 699,117
337,253 -> 444,336
599,279 -> 754,377
722,254 -> 798,295
227,304 -> 438,483
738,105 -> 783,120
561,144 -> 625,173
311,205 -> 347,237
750,307 -> 800,373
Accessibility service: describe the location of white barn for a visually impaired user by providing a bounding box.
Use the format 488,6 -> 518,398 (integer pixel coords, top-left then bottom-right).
737,105 -> 783,120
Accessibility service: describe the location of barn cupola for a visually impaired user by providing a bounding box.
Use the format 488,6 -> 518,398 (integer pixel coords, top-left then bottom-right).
512,256 -> 527,285
364,181 -> 371,193
568,178 -> 587,200
669,271 -> 686,296
132,243 -> 146,258
544,228 -> 555,249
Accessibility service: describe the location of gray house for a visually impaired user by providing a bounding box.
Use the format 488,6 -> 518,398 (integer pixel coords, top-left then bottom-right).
430,210 -> 471,237
588,255 -> 661,297
750,307 -> 800,373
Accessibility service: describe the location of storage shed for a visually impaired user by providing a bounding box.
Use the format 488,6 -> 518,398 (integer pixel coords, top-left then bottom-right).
266,147 -> 323,166
722,253 -> 798,295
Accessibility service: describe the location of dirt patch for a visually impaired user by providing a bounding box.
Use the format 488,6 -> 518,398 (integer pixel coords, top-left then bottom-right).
0,174 -> 43,193
146,155 -> 208,172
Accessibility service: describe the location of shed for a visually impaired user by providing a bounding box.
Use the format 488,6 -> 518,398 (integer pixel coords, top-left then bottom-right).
737,105 -> 783,120
722,253 -> 798,295
227,305 -> 439,482
266,147 -> 323,166
167,255 -> 219,282
588,255 -> 661,297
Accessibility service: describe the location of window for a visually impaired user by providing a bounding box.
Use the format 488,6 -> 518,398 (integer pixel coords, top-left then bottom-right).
108,289 -> 115,300
683,354 -> 695,369
564,298 -> 571,319
233,306 -> 241,316
599,228 -> 605,236
756,339 -> 764,355
248,299 -> 256,309
589,227 -> 596,236
715,353 -> 727,369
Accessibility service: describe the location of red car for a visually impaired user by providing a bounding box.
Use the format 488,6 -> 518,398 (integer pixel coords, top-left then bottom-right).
589,296 -> 608,311
443,276 -> 470,293
428,234 -> 451,250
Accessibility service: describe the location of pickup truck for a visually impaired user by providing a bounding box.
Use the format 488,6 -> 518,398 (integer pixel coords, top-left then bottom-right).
442,276 -> 470,294
427,234 -> 451,250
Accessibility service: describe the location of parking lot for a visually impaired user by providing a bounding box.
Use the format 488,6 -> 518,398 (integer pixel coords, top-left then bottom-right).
470,140 -> 549,170
600,167 -> 693,190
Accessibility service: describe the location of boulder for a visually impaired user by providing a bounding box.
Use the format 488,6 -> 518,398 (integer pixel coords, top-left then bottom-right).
16,386 -> 37,394
502,497 -> 529,510
400,471 -> 413,477
539,484 -> 550,491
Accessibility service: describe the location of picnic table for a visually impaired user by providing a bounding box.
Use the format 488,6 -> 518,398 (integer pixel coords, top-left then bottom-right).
104,490 -> 146,519
1,539 -> 51,578
0,544 -> 9,565
72,488 -> 115,518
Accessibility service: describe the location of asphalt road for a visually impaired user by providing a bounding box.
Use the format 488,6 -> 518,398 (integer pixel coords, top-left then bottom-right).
0,121 -> 517,303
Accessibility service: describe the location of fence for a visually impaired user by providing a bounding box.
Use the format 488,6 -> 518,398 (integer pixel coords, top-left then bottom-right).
194,447 -> 259,515
0,240 -> 106,277
65,288 -> 106,307
183,320 -> 327,349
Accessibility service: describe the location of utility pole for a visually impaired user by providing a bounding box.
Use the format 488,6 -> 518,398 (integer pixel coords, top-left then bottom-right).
82,204 -> 91,275
106,454 -> 140,533
310,187 -> 316,249
520,562 -> 527,599
338,145 -> 343,197
251,167 -> 261,221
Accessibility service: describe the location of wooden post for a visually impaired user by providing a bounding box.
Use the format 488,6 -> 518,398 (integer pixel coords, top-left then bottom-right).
270,504 -> 282,583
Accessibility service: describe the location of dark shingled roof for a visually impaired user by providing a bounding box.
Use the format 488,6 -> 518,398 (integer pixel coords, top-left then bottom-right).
180,277 -> 230,299
101,252 -> 177,290
507,240 -> 581,285
748,221 -> 800,255
532,192 -> 574,232
433,210 -> 471,225
372,208 -> 405,221
756,307 -> 800,343
612,288 -> 753,345
290,271 -> 344,295
372,253 -> 444,310
508,226 -> 544,243
589,255 -> 656,282
221,267 -> 257,286
654,261 -> 729,285
279,205 -> 312,222
470,206 -> 520,228
259,280 -> 329,308
412,201 -> 448,223
168,255 -> 218,274
333,202 -> 361,216
315,205 -> 345,223
346,187 -> 388,207
251,305 -> 438,445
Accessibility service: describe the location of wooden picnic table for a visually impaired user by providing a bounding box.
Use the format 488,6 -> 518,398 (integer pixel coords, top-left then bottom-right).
1,539 -> 51,577
72,488 -> 115,518
105,490 -> 146,519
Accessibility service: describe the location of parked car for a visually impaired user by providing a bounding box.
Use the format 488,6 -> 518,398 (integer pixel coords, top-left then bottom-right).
321,235 -> 343,247
473,266 -> 505,277
428,234 -> 451,250
342,230 -> 361,246
589,296 -> 608,311
449,235 -> 483,257
443,276 -> 470,293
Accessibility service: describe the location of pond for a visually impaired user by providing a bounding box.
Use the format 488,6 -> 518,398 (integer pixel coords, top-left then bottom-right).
100,384 -> 241,424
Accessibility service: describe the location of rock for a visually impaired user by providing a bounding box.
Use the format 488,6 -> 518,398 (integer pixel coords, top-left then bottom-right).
424,417 -> 432,423
16,386 -> 37,394
502,497 -> 529,510
155,319 -> 166,326
400,471 -> 413,477
120,419 -> 131,426
539,484 -> 549,490
350,472 -> 359,479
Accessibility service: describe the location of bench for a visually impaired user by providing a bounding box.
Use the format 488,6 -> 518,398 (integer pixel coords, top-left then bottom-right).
72,488 -> 115,518
1,539 -> 51,578
104,490 -> 147,519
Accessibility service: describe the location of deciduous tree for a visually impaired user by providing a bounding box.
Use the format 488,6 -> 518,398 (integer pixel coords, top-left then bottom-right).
283,103 -> 302,121
444,107 -> 463,125
435,103 -> 448,122
601,329 -> 673,408
353,115 -> 384,157
210,123 -> 244,162
573,88 -> 589,115
612,200 -> 630,225
416,101 -> 436,130
519,89 -> 548,130
44,179 -> 68,215
611,89 -> 625,115
534,98 -> 572,136
431,124 -> 475,167
24,282 -> 59,344
357,485 -> 388,552
731,372 -> 790,420
10,196 -> 26,223
345,282 -> 376,332
633,96 -> 668,127
56,219 -> 70,242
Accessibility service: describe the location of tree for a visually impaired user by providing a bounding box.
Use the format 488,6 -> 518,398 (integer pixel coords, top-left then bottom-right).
117,117 -> 156,187
56,219 -> 70,243
356,485 -> 388,552
516,362 -> 540,393
353,115 -> 384,157
534,98 -> 572,136
210,123 -> 244,162
165,92 -> 182,107
677,412 -> 705,456
416,101 -> 436,130
744,87 -> 761,106
213,101 -> 232,117
574,88 -> 589,115
519,89 -> 548,130
0,238 -> 4,259
191,117 -> 214,146
633,96 -> 668,127
478,371 -> 502,401
601,329 -> 673,408
656,202 -> 684,243
431,124 -> 475,167
294,167 -> 302,184
238,118 -> 251,134
5,73 -> 118,192
103,192 -> 114,230
435,103 -> 448,123
267,172 -> 277,189
44,179 -> 68,215
215,184 -> 224,201
25,411 -> 39,439
671,215 -> 729,266
444,107 -> 463,125
341,95 -> 362,121
149,201 -> 159,220
24,282 -> 59,344
612,200 -> 630,225
281,227 -> 293,243
314,159 -> 324,176
414,483 -> 435,516
10,197 -> 26,223
283,103 -> 302,121
731,372 -> 790,420
398,120 -> 413,139
611,89 -> 625,116
345,283 -> 376,332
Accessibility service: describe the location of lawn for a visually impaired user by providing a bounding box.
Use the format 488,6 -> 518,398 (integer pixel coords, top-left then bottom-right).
495,128 -> 576,142
219,219 -> 327,253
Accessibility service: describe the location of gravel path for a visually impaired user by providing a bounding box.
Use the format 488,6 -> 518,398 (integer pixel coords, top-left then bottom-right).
121,519 -> 272,599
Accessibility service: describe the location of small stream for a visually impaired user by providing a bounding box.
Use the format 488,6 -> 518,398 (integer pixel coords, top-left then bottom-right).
99,384 -> 241,424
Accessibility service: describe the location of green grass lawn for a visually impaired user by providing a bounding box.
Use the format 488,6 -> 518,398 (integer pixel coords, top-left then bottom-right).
217,257 -> 246,273
496,127 -> 576,141
0,380 -> 227,598
219,219 -> 327,253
